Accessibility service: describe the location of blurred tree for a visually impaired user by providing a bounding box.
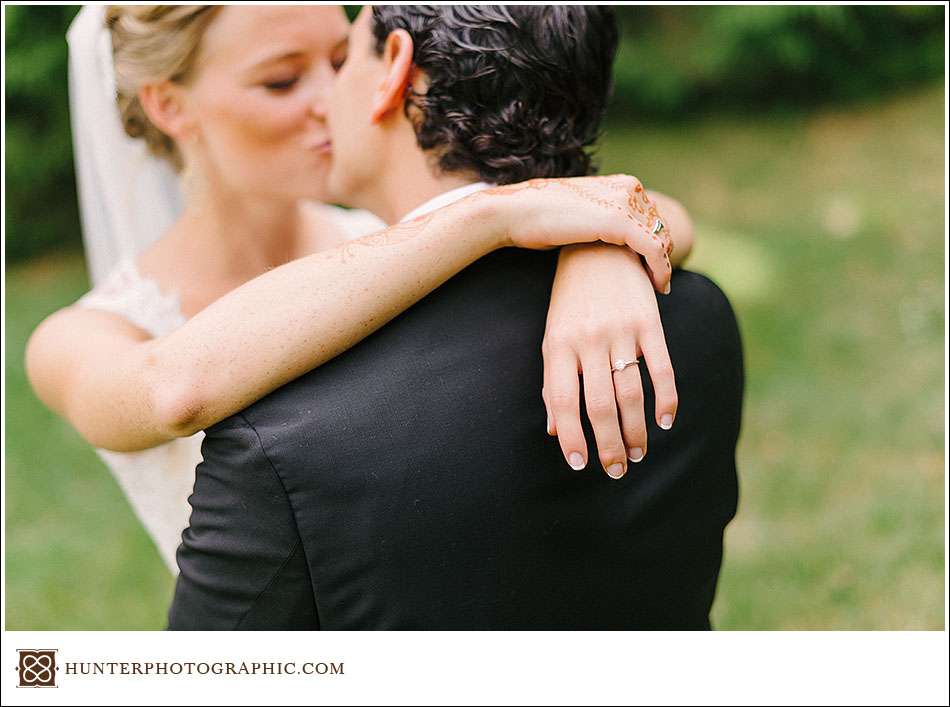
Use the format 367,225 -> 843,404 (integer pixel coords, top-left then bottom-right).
3,4 -> 945,262
611,5 -> 944,116
5,5 -> 82,261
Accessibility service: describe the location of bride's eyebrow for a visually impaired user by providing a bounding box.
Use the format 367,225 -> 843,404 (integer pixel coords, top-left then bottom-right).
245,50 -> 306,73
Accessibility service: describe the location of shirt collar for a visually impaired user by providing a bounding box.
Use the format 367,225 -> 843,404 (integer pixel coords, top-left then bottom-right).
398,181 -> 493,223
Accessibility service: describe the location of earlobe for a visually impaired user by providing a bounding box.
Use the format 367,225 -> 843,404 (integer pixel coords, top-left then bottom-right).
369,28 -> 414,123
138,82 -> 193,142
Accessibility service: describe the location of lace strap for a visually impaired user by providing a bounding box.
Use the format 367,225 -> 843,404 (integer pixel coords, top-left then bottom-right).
77,259 -> 186,337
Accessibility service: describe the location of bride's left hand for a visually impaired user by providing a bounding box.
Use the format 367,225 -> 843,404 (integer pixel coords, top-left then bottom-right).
542,242 -> 678,479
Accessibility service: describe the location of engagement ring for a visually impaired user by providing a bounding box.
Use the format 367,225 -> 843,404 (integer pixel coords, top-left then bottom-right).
611,358 -> 639,373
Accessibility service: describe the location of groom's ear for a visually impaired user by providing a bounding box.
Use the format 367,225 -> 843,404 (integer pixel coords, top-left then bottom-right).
370,29 -> 415,124
138,81 -> 196,143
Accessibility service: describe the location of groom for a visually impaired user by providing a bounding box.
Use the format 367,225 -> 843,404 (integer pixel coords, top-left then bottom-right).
168,6 -> 743,629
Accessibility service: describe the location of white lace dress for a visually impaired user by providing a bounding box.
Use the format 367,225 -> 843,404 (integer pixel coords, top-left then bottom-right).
76,206 -> 384,573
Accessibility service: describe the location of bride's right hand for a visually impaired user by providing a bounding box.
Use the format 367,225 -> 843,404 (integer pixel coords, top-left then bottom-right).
473,174 -> 674,294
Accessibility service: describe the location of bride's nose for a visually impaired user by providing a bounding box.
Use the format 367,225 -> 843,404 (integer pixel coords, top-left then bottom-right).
306,79 -> 332,120
308,94 -> 327,120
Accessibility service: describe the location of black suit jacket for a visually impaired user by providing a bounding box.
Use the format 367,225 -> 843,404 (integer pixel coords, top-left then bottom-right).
168,249 -> 744,630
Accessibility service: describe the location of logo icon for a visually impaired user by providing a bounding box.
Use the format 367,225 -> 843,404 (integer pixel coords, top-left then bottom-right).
16,649 -> 58,688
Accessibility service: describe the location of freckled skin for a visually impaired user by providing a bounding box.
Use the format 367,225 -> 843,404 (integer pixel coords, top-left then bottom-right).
334,176 -> 675,283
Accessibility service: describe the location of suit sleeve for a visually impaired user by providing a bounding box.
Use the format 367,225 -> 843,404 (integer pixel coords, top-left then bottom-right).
167,414 -> 320,630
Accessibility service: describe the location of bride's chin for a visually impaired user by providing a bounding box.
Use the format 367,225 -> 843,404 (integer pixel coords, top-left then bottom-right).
300,184 -> 333,204
297,168 -> 333,204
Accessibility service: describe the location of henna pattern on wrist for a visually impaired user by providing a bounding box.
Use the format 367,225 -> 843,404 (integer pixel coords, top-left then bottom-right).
334,212 -> 437,263
484,176 -> 674,267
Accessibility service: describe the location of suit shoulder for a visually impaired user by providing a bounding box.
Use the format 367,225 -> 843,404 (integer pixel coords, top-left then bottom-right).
665,270 -> 742,347
670,270 -> 737,318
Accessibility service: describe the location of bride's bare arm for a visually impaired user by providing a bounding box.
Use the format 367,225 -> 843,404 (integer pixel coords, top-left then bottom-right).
26,175 -> 669,452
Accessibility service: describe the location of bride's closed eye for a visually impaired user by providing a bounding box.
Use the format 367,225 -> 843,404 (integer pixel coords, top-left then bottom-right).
330,38 -> 348,73
261,51 -> 345,91
263,75 -> 300,92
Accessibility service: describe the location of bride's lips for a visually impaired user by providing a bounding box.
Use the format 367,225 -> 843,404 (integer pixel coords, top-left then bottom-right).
307,139 -> 332,154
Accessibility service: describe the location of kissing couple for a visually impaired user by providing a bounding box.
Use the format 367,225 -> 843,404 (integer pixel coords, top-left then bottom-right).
29,5 -> 743,629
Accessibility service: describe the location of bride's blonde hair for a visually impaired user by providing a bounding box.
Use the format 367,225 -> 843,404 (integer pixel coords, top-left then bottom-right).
106,5 -> 222,172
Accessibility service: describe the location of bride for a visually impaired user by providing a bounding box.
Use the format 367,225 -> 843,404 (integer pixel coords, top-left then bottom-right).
27,5 -> 693,573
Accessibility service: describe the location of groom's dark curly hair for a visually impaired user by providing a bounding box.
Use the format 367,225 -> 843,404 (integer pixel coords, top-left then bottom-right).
371,5 -> 619,185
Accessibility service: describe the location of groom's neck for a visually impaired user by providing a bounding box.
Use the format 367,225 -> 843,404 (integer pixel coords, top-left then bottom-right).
383,173 -> 480,225
357,142 -> 480,225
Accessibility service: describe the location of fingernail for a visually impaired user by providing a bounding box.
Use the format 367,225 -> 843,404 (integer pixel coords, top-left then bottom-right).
628,447 -> 644,463
663,283 -> 671,295
568,452 -> 586,470
546,414 -> 552,434
660,414 -> 674,430
606,463 -> 626,479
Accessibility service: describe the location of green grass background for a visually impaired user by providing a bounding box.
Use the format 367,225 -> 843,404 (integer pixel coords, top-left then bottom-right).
5,82 -> 945,629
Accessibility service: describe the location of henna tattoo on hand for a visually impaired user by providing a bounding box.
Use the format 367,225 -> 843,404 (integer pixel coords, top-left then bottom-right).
627,182 -> 673,258
504,176 -> 674,263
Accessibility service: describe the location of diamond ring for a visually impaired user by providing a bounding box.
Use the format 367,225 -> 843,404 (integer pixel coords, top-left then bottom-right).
611,358 -> 639,373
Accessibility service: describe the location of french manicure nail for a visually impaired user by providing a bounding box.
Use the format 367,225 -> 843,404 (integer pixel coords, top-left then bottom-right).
660,414 -> 674,430
628,447 -> 644,463
663,283 -> 671,295
568,452 -> 586,470
607,463 -> 626,479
